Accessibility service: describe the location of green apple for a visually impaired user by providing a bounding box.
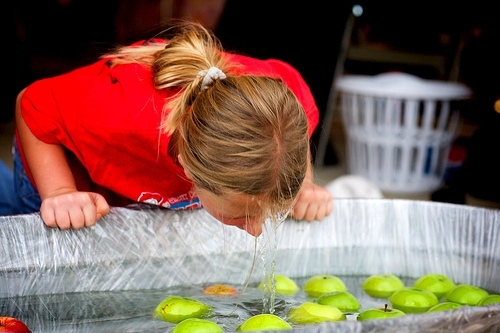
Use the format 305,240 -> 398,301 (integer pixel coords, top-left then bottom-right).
427,301 -> 463,312
357,304 -> 406,321
445,284 -> 489,306
478,294 -> 500,306
317,291 -> 361,313
303,275 -> 347,297
171,318 -> 223,333
413,273 -> 456,299
258,274 -> 300,296
286,301 -> 346,324
153,296 -> 212,323
236,314 -> 292,331
388,287 -> 439,313
362,274 -> 405,298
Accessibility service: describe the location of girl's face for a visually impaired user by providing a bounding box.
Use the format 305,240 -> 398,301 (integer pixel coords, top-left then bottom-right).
196,187 -> 265,237
178,154 -> 265,236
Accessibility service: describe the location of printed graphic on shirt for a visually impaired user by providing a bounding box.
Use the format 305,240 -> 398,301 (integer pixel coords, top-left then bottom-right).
138,191 -> 201,210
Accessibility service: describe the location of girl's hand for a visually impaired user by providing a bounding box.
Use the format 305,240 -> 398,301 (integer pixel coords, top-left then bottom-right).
40,191 -> 110,229
16,89 -> 110,229
290,180 -> 333,222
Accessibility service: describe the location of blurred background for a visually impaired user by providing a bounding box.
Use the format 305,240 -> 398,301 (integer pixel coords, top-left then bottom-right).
1,0 -> 499,207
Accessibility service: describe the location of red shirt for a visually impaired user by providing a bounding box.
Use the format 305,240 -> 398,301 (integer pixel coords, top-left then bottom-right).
19,46 -> 319,209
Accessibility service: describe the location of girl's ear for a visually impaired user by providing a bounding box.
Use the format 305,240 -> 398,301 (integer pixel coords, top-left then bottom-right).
178,154 -> 193,180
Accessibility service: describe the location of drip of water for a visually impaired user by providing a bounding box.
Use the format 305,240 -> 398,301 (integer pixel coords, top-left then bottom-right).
259,212 -> 288,314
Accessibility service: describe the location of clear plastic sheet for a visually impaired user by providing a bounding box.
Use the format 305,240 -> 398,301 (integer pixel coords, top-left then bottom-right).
1,199 -> 499,332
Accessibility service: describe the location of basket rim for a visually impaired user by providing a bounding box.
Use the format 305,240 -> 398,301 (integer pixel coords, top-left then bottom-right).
336,73 -> 472,99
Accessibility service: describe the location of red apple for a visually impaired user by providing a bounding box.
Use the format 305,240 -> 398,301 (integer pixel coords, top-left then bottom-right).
0,316 -> 31,333
203,284 -> 239,296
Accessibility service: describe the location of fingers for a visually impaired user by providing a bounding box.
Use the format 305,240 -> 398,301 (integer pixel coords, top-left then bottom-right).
291,183 -> 333,222
94,194 -> 110,220
40,205 -> 59,228
40,192 -> 109,229
292,201 -> 331,222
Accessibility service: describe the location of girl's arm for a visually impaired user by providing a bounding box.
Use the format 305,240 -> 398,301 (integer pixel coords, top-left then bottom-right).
15,89 -> 110,229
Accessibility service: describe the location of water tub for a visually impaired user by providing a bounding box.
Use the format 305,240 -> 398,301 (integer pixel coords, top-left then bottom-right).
1,199 -> 499,332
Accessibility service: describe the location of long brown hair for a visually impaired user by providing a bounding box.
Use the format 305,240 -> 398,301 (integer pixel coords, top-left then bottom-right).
104,20 -> 309,217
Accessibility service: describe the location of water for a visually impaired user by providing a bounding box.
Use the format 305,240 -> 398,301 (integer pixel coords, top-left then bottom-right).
2,274 -> 499,332
258,215 -> 283,315
0,275 -> 419,332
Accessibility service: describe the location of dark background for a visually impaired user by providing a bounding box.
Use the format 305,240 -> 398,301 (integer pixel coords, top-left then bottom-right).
2,0 -> 499,201
3,1 -> 497,122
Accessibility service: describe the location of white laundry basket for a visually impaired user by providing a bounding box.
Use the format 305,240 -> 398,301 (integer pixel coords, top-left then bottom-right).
336,72 -> 472,194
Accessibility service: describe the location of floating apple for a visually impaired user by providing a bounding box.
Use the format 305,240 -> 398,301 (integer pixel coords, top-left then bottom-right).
153,295 -> 212,323
0,316 -> 31,333
413,273 -> 456,299
478,294 -> 500,306
286,301 -> 346,324
427,301 -> 463,312
171,318 -> 224,333
445,284 -> 489,306
236,314 -> 292,331
388,287 -> 439,313
203,284 -> 239,296
362,274 -> 405,298
302,275 -> 347,297
258,274 -> 300,296
316,291 -> 361,313
357,304 -> 406,321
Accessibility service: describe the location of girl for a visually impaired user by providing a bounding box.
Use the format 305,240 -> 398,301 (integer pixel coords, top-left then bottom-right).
6,21 -> 332,236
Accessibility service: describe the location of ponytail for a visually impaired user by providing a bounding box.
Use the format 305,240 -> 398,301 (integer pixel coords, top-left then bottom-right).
103,20 -> 309,216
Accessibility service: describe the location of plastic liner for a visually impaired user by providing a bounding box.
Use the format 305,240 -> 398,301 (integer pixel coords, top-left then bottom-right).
1,199 -> 499,332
